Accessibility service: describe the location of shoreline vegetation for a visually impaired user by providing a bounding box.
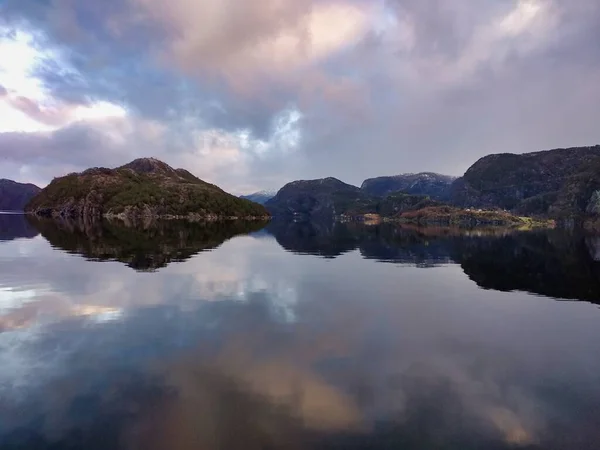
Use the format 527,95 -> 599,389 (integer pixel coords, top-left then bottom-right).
340,207 -> 555,229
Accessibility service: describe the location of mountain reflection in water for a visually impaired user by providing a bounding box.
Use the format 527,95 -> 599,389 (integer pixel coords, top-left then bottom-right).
28,216 -> 268,271
1,219 -> 600,449
0,212 -> 39,242
268,221 -> 600,302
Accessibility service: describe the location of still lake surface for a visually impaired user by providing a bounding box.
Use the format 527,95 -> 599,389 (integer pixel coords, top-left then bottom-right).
1,212 -> 600,449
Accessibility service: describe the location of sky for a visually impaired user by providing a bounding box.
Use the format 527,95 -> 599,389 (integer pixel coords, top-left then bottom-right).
0,0 -> 599,194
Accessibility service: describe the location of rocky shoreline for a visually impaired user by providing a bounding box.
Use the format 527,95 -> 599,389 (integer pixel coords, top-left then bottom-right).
338,208 -> 555,229
28,209 -> 271,223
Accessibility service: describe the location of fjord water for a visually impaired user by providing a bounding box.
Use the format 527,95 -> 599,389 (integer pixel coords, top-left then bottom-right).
1,214 -> 600,449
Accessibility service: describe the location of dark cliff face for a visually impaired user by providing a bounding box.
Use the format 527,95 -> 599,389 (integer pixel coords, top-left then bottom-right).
450,146 -> 600,219
361,173 -> 456,200
25,158 -> 269,220
0,179 -> 41,211
265,178 -> 376,218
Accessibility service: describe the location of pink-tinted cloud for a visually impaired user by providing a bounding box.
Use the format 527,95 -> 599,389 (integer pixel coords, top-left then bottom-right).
6,95 -> 75,127
128,0 -> 372,88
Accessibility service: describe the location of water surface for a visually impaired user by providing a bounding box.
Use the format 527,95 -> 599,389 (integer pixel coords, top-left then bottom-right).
1,215 -> 600,449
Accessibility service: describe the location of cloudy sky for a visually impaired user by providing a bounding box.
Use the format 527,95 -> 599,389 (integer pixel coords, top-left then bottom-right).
0,0 -> 599,194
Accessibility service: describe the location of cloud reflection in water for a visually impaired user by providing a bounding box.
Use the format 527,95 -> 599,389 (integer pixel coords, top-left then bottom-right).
0,220 -> 600,449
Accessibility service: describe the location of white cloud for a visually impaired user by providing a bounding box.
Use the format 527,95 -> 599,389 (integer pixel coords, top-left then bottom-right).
0,29 -> 46,100
498,0 -> 545,36
0,28 -> 128,132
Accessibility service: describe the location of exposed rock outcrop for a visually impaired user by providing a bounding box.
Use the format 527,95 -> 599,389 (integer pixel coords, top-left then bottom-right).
449,146 -> 600,223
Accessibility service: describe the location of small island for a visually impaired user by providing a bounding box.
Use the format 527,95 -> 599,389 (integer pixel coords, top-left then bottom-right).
26,158 -> 270,222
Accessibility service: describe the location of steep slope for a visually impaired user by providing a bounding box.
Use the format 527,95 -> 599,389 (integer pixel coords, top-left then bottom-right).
549,156 -> 600,223
450,145 -> 600,220
265,178 -> 376,218
361,173 -> 455,200
0,179 -> 41,211
240,190 -> 276,205
265,178 -> 447,220
26,158 -> 269,220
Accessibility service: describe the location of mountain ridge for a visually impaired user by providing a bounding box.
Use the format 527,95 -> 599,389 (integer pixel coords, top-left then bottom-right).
361,172 -> 456,200
449,145 -> 600,224
240,190 -> 277,205
26,158 -> 269,221
16,144 -> 600,227
0,179 -> 41,211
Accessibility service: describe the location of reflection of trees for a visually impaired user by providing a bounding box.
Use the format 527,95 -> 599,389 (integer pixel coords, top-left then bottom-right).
28,217 -> 268,272
267,222 -> 600,303
357,224 -> 457,266
0,213 -> 39,241
457,230 -> 600,302
267,220 -> 361,258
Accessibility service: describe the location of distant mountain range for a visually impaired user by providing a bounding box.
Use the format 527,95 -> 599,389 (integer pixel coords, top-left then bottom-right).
0,179 -> 41,211
7,144 -> 600,227
264,145 -> 600,227
26,158 -> 269,221
264,176 -> 537,226
361,173 -> 456,200
240,190 -> 277,205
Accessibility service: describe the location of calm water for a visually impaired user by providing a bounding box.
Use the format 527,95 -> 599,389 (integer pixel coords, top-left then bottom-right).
1,213 -> 600,449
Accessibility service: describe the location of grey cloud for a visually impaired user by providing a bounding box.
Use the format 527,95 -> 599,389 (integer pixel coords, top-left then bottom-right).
0,85 -> 7,97
1,0 -> 282,140
0,0 -> 367,141
0,118 -> 161,170
0,115 -> 295,193
385,0 -> 511,58
292,0 -> 600,185
1,0 -> 599,192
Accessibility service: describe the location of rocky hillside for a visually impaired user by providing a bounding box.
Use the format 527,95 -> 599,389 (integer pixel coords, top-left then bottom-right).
240,190 -> 276,205
361,173 -> 455,200
0,179 -> 41,211
265,178 -> 449,220
26,158 -> 269,220
265,178 -> 375,218
396,206 -> 552,228
450,145 -> 600,222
